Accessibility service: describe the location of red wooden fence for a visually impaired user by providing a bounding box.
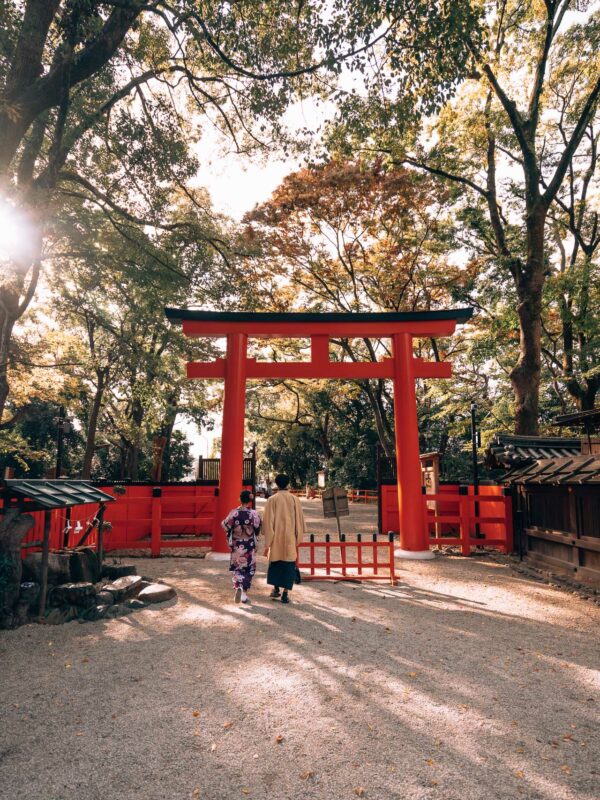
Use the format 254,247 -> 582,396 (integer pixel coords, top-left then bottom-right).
19,481 -> 512,559
379,483 -> 513,554
20,483 -> 249,558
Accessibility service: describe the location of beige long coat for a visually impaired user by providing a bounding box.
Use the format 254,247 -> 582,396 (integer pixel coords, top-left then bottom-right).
262,490 -> 306,561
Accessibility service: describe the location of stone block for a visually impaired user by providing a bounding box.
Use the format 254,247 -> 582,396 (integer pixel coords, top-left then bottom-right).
23,552 -> 70,586
44,605 -> 78,625
125,598 -> 146,610
19,581 -> 40,607
69,548 -> 100,583
137,583 -> 176,604
96,590 -> 115,606
81,604 -> 111,622
50,582 -> 97,608
104,575 -> 142,601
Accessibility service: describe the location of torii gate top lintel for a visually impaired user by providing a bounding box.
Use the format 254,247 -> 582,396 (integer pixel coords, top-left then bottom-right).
165,307 -> 472,558
165,307 -> 472,336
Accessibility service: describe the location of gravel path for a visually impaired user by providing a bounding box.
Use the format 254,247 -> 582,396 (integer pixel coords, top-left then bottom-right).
1,527 -> 599,799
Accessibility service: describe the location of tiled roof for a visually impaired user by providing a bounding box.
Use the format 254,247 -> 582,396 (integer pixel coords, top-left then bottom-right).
485,434 -> 581,469
504,455 -> 600,485
2,479 -> 114,511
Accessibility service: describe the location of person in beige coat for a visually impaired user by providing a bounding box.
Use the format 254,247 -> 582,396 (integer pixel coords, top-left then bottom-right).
262,474 -> 306,603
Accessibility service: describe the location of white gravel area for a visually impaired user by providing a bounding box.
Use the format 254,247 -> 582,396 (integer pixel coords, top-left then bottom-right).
1,550 -> 599,800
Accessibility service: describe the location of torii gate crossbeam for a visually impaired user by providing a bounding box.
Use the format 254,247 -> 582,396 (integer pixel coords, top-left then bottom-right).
165,308 -> 472,559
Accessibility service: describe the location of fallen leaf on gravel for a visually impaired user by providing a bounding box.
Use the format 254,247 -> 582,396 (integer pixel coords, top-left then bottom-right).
75,732 -> 84,737
241,788 -> 251,795
514,771 -> 524,779
192,710 -> 200,717
275,735 -> 284,743
367,723 -> 374,731
561,765 -> 572,775
223,722 -> 233,729
192,790 -> 200,799
430,780 -> 438,786
409,672 -> 417,678
210,743 -> 217,752
354,788 -> 365,797
516,747 -> 525,754
82,658 -> 89,663
300,771 -> 314,780
425,759 -> 435,766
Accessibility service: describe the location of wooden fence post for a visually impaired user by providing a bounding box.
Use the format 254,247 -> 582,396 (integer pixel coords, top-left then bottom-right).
459,485 -> 471,556
38,510 -> 52,621
503,488 -> 514,554
151,488 -> 162,558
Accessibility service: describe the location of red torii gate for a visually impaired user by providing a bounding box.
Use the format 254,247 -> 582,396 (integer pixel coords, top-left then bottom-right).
165,308 -> 472,559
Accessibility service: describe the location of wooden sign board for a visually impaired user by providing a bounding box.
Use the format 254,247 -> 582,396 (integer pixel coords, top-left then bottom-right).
322,487 -> 349,519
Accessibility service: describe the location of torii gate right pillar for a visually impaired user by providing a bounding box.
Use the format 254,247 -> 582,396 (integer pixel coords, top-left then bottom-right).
392,333 -> 434,559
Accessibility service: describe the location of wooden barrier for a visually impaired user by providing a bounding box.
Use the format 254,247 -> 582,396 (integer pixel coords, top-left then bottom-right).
297,533 -> 396,584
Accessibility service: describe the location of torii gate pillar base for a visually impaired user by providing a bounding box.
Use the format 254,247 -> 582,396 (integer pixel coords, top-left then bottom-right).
394,548 -> 435,561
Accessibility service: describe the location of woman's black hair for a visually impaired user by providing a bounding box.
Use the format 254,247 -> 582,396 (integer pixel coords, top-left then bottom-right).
240,489 -> 253,504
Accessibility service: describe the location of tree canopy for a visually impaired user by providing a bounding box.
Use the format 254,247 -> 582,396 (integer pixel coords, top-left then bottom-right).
1,1 -> 598,483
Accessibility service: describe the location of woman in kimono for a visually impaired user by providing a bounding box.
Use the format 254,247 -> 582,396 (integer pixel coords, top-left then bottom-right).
222,490 -> 261,604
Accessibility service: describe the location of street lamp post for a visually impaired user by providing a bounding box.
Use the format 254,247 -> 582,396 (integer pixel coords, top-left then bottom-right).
54,406 -> 73,478
470,402 -> 481,537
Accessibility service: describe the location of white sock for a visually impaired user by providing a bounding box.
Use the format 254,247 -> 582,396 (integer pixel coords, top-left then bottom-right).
241,591 -> 248,601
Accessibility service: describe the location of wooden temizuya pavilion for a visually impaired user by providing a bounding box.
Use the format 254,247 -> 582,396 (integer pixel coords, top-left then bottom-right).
165,308 -> 472,559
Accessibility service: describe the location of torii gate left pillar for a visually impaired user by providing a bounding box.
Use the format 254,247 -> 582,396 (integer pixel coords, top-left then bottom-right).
165,308 -> 472,558
214,333 -> 248,555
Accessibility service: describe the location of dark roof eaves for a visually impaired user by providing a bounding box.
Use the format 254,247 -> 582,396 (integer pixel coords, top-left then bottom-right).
164,307 -> 474,324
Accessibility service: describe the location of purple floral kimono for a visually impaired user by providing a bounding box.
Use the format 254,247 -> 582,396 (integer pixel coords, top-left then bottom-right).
221,506 -> 262,591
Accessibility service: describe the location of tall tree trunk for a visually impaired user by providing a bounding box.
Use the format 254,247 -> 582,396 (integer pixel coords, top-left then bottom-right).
81,367 -> 107,479
510,205 -> 546,435
0,509 -> 35,629
159,390 -> 180,482
125,397 -> 144,480
0,296 -> 19,423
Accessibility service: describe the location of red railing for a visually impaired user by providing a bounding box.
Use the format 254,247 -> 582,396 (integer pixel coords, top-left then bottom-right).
297,533 -> 396,584
425,489 -> 513,555
379,483 -> 513,554
347,489 -> 378,504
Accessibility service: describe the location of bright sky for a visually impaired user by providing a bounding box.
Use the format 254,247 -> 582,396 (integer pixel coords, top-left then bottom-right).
179,98 -> 335,470
192,95 -> 335,219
